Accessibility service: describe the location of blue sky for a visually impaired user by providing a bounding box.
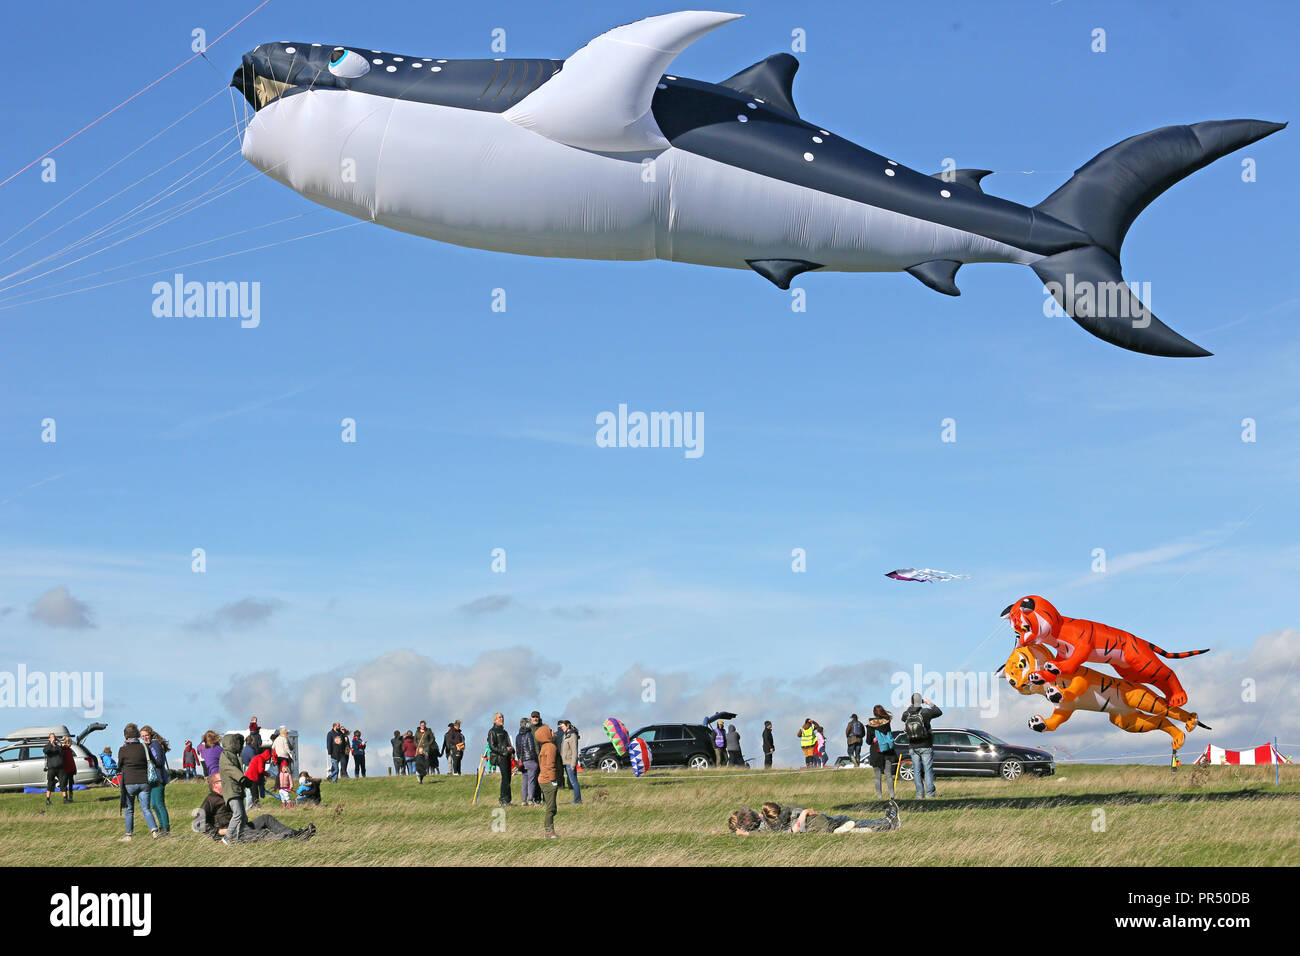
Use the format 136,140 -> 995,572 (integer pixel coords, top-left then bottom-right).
1,0 -> 1297,768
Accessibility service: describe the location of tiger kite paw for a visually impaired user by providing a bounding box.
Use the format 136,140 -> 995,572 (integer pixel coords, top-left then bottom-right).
1028,715 -> 1047,732
1041,661 -> 1061,676
1045,685 -> 1064,704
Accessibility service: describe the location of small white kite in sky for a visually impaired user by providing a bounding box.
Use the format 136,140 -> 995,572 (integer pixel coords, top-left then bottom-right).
885,568 -> 971,583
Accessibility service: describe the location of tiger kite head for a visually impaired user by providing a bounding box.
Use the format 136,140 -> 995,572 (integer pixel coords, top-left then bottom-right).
1001,595 -> 1062,646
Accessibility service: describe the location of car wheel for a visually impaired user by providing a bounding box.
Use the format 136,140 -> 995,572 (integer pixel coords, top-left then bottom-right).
898,759 -> 915,782
687,754 -> 711,771
598,756 -> 620,773
1000,758 -> 1024,781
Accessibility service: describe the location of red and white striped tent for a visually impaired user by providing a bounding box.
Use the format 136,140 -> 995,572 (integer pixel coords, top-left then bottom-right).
1194,742 -> 1291,765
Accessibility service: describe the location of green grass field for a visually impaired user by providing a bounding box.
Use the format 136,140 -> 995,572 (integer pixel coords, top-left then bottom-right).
3,763 -> 1297,866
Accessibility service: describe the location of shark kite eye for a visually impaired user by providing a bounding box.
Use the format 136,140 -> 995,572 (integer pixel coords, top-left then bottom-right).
328,48 -> 370,78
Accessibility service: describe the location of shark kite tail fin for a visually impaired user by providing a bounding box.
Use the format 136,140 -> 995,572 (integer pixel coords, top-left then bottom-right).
1031,119 -> 1286,357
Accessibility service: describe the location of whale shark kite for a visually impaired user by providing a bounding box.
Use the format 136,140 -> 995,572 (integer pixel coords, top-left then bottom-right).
232,11 -> 1284,357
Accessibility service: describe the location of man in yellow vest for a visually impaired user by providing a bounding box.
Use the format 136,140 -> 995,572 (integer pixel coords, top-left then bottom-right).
798,719 -> 818,767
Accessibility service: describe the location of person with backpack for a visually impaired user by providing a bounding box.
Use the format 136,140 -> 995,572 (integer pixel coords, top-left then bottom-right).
515,717 -> 540,804
901,693 -> 943,799
866,705 -> 897,799
845,714 -> 866,768
713,721 -> 726,767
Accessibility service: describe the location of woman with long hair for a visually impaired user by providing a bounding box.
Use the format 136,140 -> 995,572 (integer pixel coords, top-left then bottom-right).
140,725 -> 172,834
198,730 -> 223,777
866,704 -> 897,799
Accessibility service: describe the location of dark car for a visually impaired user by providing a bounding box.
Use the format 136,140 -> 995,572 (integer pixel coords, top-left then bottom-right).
835,727 -> 1053,781
579,723 -> 717,772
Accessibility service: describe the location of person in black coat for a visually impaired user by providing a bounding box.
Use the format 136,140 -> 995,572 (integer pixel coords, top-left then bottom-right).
761,721 -> 776,769
391,731 -> 405,775
43,733 -> 64,806
487,713 -> 514,806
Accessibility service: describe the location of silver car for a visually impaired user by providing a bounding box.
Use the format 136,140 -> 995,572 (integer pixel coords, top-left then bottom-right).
0,723 -> 107,792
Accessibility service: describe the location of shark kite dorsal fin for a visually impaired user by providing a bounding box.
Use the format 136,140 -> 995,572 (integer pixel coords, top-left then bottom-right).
929,168 -> 993,193
503,11 -> 742,152
719,53 -> 800,116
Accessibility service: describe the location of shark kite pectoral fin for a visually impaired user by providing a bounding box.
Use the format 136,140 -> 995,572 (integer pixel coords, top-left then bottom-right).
929,169 -> 993,193
906,259 -> 962,296
719,53 -> 800,116
747,258 -> 823,290
502,10 -> 743,152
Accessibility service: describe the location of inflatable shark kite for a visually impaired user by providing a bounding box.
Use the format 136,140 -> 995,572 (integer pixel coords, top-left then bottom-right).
232,11 -> 1284,357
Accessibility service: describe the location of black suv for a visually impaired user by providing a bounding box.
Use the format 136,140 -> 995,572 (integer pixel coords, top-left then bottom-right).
835,728 -> 1053,780
579,723 -> 716,772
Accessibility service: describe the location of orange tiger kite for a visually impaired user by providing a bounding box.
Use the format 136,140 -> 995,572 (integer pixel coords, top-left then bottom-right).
1001,595 -> 1209,708
999,643 -> 1208,750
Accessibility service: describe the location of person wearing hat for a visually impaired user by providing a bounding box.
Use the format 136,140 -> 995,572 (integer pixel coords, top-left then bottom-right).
845,714 -> 866,768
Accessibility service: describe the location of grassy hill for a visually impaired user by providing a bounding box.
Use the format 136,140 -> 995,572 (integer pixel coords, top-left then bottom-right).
3,763 -> 1296,866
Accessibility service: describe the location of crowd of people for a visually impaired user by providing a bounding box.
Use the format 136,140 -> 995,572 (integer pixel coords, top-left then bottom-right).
97,716 -> 317,844
74,696 -> 945,845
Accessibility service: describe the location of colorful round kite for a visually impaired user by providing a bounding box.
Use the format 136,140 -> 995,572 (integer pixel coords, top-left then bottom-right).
603,717 -> 631,756
628,737 -> 652,777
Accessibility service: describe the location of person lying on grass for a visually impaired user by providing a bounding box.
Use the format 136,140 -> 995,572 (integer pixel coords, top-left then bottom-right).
758,800 -> 900,834
193,774 -> 316,842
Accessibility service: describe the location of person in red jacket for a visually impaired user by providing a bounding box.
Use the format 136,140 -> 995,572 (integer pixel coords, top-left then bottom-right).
242,749 -> 276,807
182,741 -> 198,780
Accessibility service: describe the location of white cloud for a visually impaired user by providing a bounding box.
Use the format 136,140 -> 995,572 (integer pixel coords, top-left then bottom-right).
28,586 -> 95,629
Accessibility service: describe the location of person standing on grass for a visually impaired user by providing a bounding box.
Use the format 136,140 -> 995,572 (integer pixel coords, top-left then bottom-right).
391,730 -> 406,775
182,740 -> 198,780
798,719 -> 818,767
327,723 -> 348,782
198,731 -> 223,777
488,712 -> 514,806
272,725 -> 294,771
414,721 -> 435,782
558,720 -> 582,803
140,726 -> 171,834
901,693 -> 942,799
516,717 -> 539,804
814,723 -> 829,766
402,731 -> 418,775
218,732 -> 247,845
43,732 -> 64,806
845,714 -> 866,768
762,721 -> 775,769
866,705 -> 897,799
58,735 -> 77,802
712,721 -> 726,767
444,721 -> 465,775
338,726 -> 351,778
725,724 -> 744,767
351,730 -> 367,778
117,723 -> 160,841
535,723 -> 560,838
